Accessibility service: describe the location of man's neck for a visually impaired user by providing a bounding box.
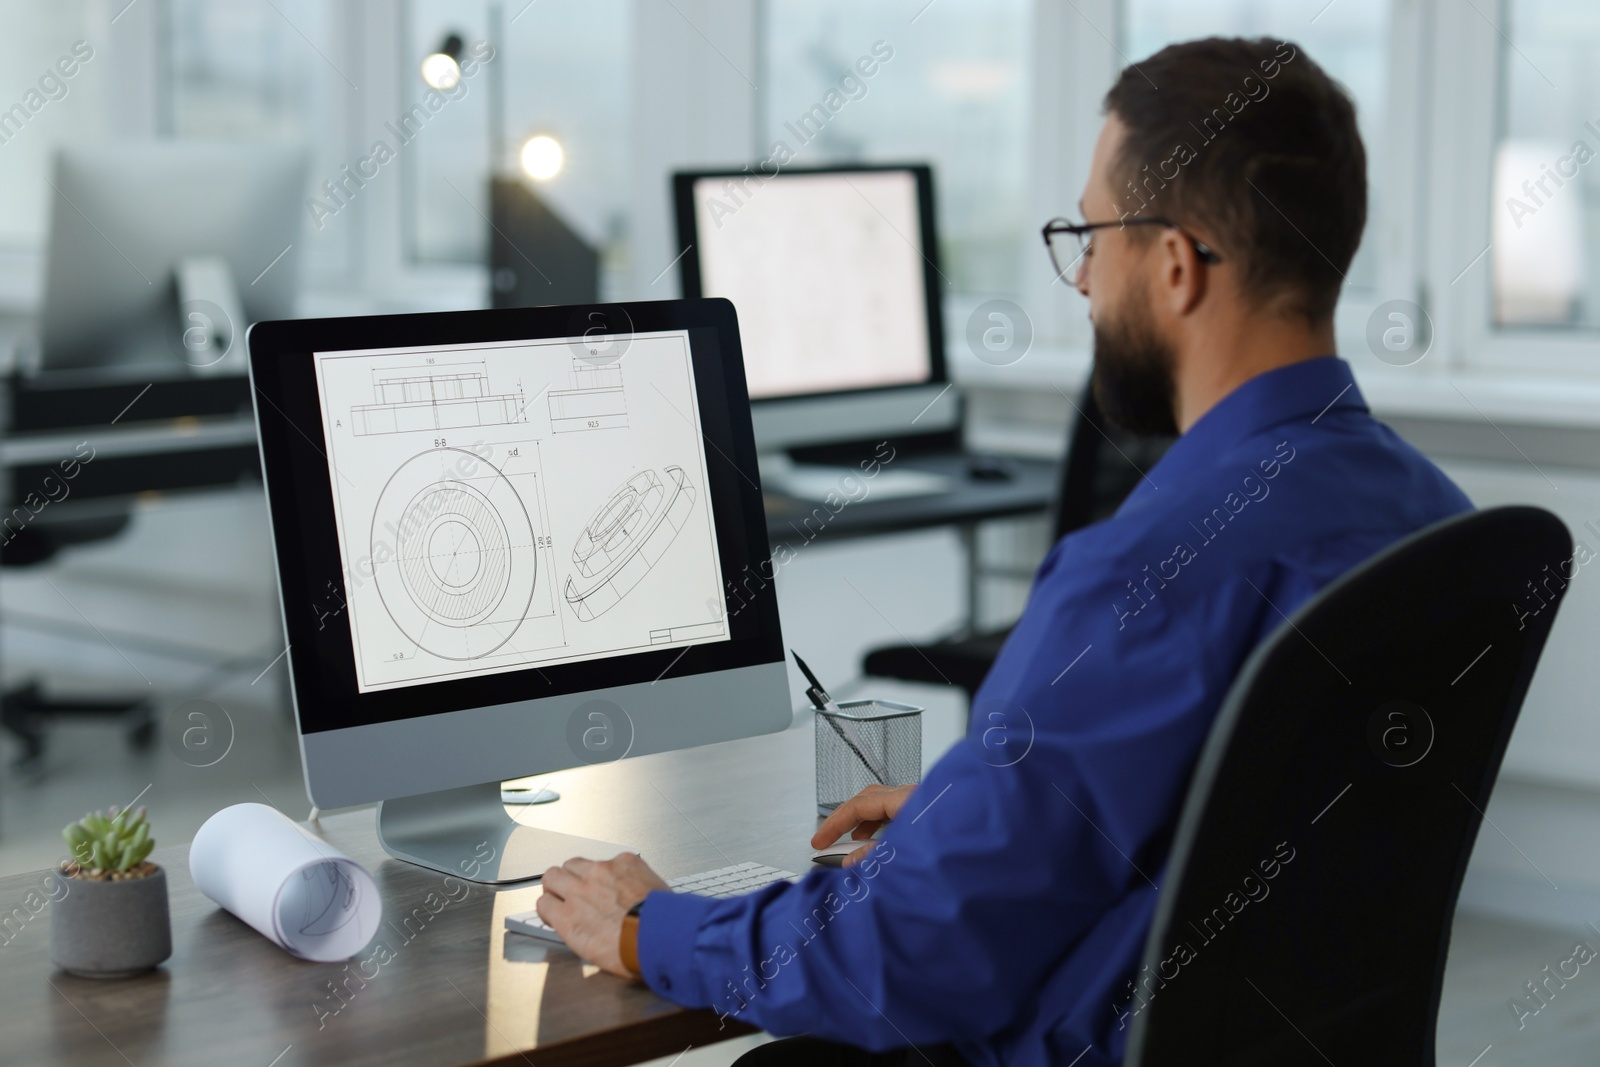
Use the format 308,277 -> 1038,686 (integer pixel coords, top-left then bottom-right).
1173,314 -> 1337,433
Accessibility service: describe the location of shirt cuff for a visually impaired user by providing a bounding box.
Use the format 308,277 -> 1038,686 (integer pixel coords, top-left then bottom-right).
636,888 -> 719,1007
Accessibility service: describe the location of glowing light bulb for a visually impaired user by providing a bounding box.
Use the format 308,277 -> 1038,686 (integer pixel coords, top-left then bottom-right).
420,52 -> 461,90
520,135 -> 564,181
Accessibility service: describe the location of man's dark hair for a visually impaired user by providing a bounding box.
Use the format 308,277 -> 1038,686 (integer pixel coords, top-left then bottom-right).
1103,37 -> 1366,322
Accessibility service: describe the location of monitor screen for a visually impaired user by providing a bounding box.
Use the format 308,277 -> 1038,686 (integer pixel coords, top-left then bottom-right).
687,168 -> 935,401
310,330 -> 729,694
249,300 -> 789,808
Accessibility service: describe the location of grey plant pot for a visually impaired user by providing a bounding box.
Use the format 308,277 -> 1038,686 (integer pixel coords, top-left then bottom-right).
50,864 -> 172,978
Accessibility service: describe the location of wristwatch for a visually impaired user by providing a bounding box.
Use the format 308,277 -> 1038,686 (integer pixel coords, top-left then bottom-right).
620,901 -> 644,977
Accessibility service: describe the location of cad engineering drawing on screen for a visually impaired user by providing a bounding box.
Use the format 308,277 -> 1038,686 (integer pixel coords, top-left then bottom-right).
312,330 -> 727,694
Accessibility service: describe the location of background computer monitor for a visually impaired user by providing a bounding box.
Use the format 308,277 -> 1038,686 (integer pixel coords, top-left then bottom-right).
672,164 -> 960,453
42,142 -> 307,370
488,177 -> 599,310
248,298 -> 788,882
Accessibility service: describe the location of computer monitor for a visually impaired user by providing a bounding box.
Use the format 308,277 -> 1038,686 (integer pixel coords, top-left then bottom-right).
488,177 -> 600,309
248,299 -> 788,883
42,142 -> 307,371
672,164 -> 960,454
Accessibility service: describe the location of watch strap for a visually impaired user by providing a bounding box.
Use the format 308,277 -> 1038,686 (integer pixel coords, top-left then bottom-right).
619,912 -> 642,977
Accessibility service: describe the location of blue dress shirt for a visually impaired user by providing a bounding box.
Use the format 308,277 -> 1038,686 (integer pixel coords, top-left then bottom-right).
637,357 -> 1472,1066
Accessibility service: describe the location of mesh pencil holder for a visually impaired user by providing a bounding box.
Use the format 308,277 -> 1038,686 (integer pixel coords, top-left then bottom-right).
815,700 -> 923,815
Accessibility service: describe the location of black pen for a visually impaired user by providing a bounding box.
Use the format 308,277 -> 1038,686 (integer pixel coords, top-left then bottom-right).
792,650 -> 843,715
792,650 -> 890,785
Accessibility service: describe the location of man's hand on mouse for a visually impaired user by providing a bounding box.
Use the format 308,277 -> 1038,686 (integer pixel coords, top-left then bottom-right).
536,852 -> 668,978
811,782 -> 916,867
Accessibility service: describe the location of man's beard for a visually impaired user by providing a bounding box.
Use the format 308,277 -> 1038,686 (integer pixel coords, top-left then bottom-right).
1090,280 -> 1179,438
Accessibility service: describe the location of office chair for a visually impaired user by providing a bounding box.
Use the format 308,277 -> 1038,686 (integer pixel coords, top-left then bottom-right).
861,379 -> 1173,697
1,509 -> 155,766
1122,506 -> 1571,1066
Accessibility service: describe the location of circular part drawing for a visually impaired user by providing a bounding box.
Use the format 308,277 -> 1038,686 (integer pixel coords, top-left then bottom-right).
371,447 -> 538,660
564,466 -> 696,622
296,860 -> 362,938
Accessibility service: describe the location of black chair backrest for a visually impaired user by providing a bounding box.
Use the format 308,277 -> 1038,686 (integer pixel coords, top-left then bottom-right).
1053,379 -> 1173,541
1123,506 -> 1573,1066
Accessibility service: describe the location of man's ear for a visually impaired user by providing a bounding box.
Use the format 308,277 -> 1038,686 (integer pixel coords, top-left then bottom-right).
1155,228 -> 1208,316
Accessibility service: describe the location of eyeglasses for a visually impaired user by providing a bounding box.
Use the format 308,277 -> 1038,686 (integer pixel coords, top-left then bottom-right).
1041,216 -> 1222,281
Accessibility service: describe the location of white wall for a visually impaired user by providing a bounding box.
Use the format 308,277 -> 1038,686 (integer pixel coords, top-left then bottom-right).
1438,460 -> 1600,790
625,0 -> 758,301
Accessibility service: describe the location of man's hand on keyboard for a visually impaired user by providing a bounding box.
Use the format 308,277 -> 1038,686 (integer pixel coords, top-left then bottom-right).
811,782 -> 915,867
536,852 -> 668,978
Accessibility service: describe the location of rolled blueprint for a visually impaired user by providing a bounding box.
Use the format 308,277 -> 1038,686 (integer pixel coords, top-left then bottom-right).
189,803 -> 380,962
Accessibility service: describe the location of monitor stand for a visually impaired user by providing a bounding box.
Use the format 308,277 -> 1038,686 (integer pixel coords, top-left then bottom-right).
376,782 -> 633,884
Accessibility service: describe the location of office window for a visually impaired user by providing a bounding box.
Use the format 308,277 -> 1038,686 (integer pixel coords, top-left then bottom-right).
404,0 -> 632,287
1492,0 -> 1600,329
403,0 -> 492,266
165,0 -> 331,138
0,2 -> 104,251
1122,0 -> 1390,295
760,0 -> 1033,299
164,0 -> 350,281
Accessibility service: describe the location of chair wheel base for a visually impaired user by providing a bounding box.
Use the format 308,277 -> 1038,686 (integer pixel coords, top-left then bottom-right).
2,682 -> 156,767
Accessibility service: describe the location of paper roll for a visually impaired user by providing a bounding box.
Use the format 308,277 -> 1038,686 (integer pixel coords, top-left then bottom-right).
189,803 -> 381,962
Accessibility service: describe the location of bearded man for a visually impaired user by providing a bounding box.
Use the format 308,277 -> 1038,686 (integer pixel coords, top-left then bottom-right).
536,36 -> 1472,1067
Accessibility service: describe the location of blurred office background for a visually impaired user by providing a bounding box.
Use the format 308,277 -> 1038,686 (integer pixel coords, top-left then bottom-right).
1,1 -> 1599,1061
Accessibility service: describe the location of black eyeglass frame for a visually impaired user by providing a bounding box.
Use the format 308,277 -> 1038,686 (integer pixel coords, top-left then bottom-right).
1041,216 -> 1222,280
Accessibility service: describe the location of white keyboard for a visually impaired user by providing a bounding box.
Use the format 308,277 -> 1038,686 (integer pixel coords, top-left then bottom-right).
506,861 -> 799,943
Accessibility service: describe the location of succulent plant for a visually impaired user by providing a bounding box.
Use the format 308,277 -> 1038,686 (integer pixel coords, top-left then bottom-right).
62,805 -> 155,875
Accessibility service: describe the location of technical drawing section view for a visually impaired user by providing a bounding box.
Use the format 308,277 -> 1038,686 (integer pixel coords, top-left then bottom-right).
313,331 -> 728,693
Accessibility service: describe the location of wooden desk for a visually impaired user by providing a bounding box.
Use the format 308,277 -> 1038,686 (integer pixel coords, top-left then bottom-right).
0,726 -> 824,1067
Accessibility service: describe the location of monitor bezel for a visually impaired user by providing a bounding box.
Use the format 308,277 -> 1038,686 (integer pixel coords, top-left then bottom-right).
248,298 -> 784,738
672,162 -> 948,405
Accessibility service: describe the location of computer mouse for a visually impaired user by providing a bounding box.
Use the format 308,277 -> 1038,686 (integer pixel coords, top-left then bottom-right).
812,839 -> 874,866
967,457 -> 1012,482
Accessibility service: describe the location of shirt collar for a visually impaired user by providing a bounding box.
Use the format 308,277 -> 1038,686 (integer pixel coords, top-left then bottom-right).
1125,355 -> 1366,506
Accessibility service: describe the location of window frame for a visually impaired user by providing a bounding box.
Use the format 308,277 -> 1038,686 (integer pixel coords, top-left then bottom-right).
1027,0 -> 1600,399
1424,0 -> 1600,377
7,0 -> 1598,396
